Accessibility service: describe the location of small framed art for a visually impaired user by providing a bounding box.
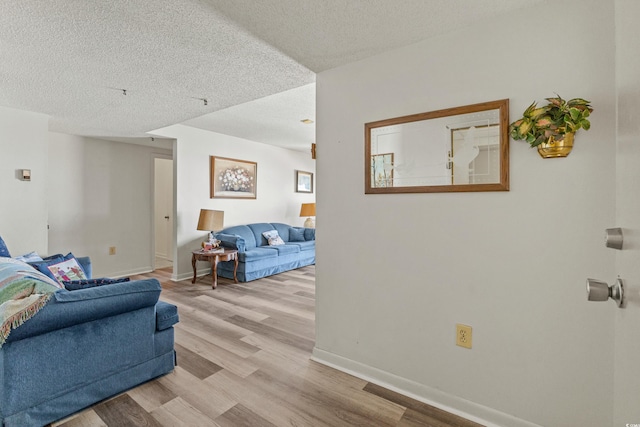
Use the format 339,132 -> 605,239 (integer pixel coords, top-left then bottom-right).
295,170 -> 313,193
210,156 -> 257,199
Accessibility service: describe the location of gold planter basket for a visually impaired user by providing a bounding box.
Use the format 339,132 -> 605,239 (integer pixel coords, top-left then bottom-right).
537,132 -> 575,158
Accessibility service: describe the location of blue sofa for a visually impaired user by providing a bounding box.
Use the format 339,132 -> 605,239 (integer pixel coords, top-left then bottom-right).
0,242 -> 179,426
215,222 -> 315,282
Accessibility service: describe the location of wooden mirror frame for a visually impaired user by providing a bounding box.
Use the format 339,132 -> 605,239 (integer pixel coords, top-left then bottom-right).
365,99 -> 509,194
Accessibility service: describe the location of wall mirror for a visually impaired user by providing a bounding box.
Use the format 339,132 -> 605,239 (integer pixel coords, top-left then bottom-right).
365,99 -> 509,194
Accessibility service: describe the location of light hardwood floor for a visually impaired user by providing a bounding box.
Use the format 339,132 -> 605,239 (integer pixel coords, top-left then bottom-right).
54,266 -> 484,427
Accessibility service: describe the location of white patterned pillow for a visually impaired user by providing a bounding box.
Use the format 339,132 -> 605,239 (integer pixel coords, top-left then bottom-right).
262,230 -> 285,246
47,257 -> 88,284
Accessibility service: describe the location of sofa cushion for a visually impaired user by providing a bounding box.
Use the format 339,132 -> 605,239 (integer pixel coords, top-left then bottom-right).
238,247 -> 278,263
289,241 -> 315,252
0,235 -> 10,258
156,301 -> 179,331
289,227 -> 305,242
62,277 -> 130,291
247,223 -> 278,246
262,230 -> 285,246
268,244 -> 301,255
271,223 -> 292,241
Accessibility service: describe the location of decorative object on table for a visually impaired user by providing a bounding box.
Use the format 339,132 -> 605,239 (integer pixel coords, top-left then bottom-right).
295,170 -> 314,193
197,209 -> 224,249
300,203 -> 316,228
509,95 -> 593,158
210,156 -> 257,198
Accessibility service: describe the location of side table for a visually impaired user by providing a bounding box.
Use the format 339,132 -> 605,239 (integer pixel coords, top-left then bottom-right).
191,248 -> 238,289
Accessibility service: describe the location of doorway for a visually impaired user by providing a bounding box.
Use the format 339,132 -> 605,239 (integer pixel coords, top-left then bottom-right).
154,157 -> 173,270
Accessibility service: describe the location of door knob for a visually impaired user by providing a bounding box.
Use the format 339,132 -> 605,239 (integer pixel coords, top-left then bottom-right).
586,278 -> 624,307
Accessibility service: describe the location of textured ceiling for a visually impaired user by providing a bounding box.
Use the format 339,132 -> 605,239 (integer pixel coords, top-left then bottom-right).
0,0 -> 544,150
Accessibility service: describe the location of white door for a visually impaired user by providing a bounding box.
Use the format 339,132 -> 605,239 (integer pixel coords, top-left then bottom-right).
154,158 -> 173,262
613,1 -> 640,424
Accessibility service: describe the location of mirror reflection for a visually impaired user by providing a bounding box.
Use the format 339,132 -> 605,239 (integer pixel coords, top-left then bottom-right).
365,99 -> 509,193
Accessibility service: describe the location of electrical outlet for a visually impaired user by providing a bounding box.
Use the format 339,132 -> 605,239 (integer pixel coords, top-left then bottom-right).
109,246 -> 116,255
456,324 -> 472,349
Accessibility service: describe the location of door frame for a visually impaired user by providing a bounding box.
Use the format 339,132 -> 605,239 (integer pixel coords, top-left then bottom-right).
152,153 -> 175,272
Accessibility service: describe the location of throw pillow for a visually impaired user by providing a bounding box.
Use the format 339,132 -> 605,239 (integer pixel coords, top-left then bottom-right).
63,277 -> 130,291
0,235 -> 10,258
28,255 -> 65,281
262,230 -> 285,246
29,253 -> 86,283
46,256 -> 88,284
303,228 -> 316,241
289,227 -> 305,242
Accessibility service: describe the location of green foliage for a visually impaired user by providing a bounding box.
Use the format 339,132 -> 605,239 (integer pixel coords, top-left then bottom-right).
509,95 -> 594,147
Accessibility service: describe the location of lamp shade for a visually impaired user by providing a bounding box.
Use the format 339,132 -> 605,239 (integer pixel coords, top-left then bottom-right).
197,209 -> 224,231
299,203 -> 316,217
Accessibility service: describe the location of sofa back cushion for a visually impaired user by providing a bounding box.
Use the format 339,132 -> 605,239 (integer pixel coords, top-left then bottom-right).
247,223 -> 277,247
288,227 -> 306,242
271,223 -> 293,242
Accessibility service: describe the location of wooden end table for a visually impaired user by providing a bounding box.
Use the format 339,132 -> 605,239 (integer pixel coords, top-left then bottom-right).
191,248 -> 238,289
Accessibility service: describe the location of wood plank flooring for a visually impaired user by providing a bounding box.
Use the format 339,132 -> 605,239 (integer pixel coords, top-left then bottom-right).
54,266 -> 484,427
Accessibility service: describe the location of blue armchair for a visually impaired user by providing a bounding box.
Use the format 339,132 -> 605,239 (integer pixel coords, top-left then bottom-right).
0,237 -> 178,426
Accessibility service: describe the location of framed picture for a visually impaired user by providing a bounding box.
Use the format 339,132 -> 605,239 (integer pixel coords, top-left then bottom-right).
296,170 -> 314,193
210,156 -> 257,199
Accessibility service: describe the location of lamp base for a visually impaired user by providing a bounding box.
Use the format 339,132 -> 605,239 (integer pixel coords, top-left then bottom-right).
304,217 -> 315,228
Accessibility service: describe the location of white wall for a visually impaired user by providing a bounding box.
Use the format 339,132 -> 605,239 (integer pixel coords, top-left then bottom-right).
0,107 -> 50,256
614,0 -> 640,424
314,1 -> 616,426
151,124 -> 315,281
47,133 -> 172,277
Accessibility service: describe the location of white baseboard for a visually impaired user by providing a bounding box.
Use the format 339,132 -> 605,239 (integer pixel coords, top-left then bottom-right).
109,266 -> 153,279
173,267 -> 210,283
311,347 -> 541,427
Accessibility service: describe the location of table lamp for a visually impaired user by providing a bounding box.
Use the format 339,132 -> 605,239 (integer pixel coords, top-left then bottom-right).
299,203 -> 316,228
197,209 -> 224,248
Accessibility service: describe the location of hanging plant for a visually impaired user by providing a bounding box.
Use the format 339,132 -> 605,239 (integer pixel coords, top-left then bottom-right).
509,95 -> 593,147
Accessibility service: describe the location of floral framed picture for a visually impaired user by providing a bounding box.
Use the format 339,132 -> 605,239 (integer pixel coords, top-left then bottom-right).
210,156 -> 257,199
296,170 -> 313,193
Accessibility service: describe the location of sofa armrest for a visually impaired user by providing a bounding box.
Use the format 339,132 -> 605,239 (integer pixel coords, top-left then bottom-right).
6,279 -> 162,343
215,233 -> 246,252
155,300 -> 179,331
